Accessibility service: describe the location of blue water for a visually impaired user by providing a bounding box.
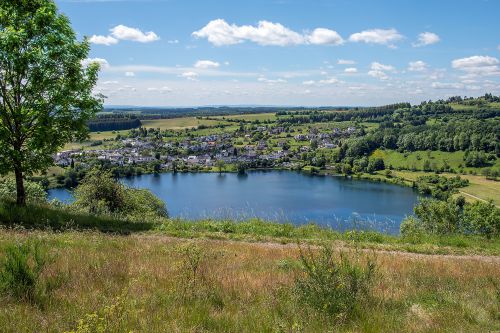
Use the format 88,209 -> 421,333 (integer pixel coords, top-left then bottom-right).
48,170 -> 420,234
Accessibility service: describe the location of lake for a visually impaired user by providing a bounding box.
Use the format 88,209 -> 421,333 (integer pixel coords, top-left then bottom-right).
48,170 -> 421,234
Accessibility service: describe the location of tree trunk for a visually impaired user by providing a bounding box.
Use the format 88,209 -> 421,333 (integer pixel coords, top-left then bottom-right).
14,166 -> 26,206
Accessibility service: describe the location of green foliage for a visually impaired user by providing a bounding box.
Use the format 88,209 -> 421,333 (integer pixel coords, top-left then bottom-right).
0,0 -> 102,204
295,246 -> 376,322
414,175 -> 469,200
0,240 -> 49,303
462,201 -> 500,238
400,216 -> 425,242
0,178 -> 46,204
413,198 -> 463,234
408,197 -> 500,237
72,169 -> 168,220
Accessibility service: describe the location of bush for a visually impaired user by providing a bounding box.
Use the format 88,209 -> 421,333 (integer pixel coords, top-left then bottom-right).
0,178 -> 46,204
0,240 -> 49,303
295,246 -> 376,322
71,168 -> 168,220
408,198 -> 499,238
463,201 -> 500,238
400,216 -> 425,242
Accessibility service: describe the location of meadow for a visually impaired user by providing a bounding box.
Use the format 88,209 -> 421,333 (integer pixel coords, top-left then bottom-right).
0,229 -> 498,332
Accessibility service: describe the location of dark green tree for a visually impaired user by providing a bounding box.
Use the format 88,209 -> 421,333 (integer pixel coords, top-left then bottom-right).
0,0 -> 102,205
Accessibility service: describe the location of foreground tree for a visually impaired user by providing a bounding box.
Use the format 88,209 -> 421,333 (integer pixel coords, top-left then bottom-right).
0,0 -> 102,205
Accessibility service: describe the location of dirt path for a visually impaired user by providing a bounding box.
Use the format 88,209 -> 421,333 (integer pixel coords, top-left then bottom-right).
136,234 -> 500,264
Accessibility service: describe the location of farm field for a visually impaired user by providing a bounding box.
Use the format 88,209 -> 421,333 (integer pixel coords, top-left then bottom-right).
212,112 -> 277,122
141,117 -> 231,130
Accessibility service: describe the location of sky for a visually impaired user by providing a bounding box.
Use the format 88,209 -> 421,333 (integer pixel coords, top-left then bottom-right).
56,0 -> 500,107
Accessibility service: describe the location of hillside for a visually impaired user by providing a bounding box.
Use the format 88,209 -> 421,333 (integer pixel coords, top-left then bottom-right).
0,229 -> 499,332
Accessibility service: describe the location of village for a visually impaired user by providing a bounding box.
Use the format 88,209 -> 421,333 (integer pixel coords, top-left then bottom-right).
53,124 -> 359,171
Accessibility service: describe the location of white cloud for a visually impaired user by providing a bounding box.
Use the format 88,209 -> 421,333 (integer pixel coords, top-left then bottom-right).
180,71 -> 199,80
89,25 -> 159,46
344,67 -> 358,73
258,77 -> 287,83
194,60 -> 220,69
338,59 -> 356,65
367,62 -> 395,80
147,86 -> 172,93
349,28 -> 403,46
408,60 -> 427,72
192,19 -> 343,46
413,32 -> 440,47
318,77 -> 340,84
125,71 -> 135,77
452,55 -> 499,68
82,58 -> 109,69
452,55 -> 500,76
167,39 -> 179,44
371,62 -> 395,72
368,70 -> 389,80
110,25 -> 160,43
307,28 -> 344,45
302,80 -> 315,85
89,35 -> 118,45
431,82 -> 464,89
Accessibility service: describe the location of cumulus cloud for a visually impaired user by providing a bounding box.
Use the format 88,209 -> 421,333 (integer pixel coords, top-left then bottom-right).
452,55 -> 500,76
371,62 -> 395,72
194,60 -> 220,69
368,70 -> 389,80
302,80 -> 315,85
344,67 -> 358,73
338,59 -> 356,65
82,58 -> 109,69
192,19 -> 343,46
318,77 -> 340,84
349,28 -> 403,46
125,71 -> 135,77
412,32 -> 440,47
89,25 -> 159,45
408,60 -> 427,72
431,82 -> 464,89
368,62 -> 395,80
111,25 -> 160,43
307,28 -> 344,45
258,77 -> 287,83
147,86 -> 172,93
180,71 -> 199,80
89,35 -> 118,46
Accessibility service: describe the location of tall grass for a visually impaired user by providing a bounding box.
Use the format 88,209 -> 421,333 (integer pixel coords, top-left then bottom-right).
295,246 -> 376,322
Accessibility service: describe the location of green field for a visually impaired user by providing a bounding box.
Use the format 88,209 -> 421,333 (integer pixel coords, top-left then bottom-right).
391,170 -> 500,206
213,112 -> 277,122
371,149 -> 500,173
141,117 -> 231,130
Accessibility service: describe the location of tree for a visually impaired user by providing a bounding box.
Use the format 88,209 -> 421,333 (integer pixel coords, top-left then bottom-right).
0,0 -> 102,205
216,159 -> 226,174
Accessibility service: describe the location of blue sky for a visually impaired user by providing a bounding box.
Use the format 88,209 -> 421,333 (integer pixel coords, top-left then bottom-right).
57,0 -> 500,106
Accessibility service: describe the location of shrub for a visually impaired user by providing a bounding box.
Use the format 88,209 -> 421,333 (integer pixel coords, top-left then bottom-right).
400,216 -> 425,242
0,178 -> 46,204
294,246 -> 376,322
71,168 -> 168,220
0,240 -> 49,303
462,201 -> 500,238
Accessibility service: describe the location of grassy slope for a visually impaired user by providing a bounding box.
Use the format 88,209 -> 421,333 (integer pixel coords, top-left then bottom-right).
0,230 -> 498,332
390,170 -> 500,205
372,149 -> 500,173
